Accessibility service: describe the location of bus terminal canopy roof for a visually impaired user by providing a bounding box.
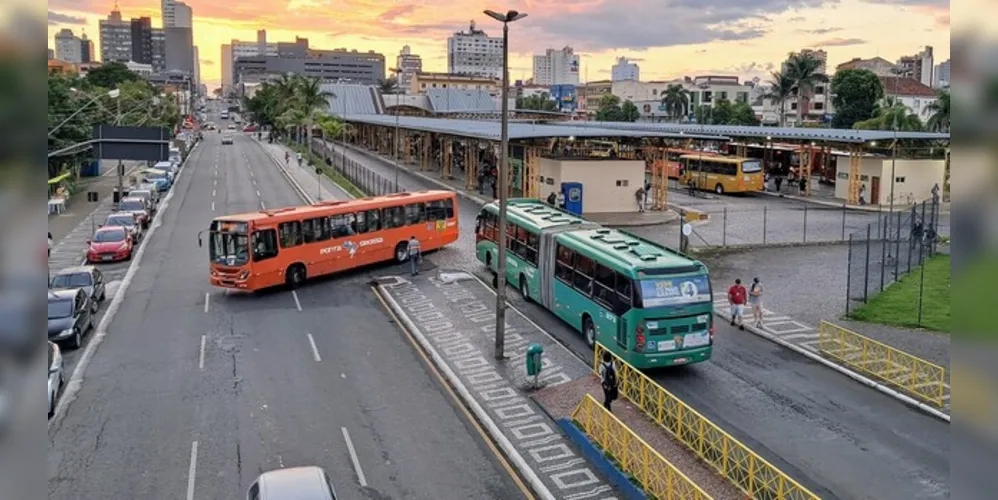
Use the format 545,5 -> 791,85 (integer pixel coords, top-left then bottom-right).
342,114 -> 730,142
560,121 -> 951,144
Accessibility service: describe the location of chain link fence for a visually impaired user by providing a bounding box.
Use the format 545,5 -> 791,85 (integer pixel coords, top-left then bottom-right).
845,199 -> 942,315
678,205 -> 884,249
311,139 -> 400,197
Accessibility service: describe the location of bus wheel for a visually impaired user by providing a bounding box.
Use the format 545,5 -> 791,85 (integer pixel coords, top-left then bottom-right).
394,242 -> 409,263
714,183 -> 724,195
583,315 -> 595,348
286,264 -> 306,289
519,275 -> 530,302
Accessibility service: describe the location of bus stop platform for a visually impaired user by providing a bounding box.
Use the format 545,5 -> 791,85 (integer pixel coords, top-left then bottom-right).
374,271 -> 619,500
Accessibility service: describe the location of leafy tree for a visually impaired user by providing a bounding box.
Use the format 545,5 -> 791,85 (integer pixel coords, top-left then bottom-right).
516,92 -> 558,111
853,98 -> 924,131
925,90 -> 950,132
595,94 -> 639,122
784,52 -> 829,126
316,114 -> 353,161
620,100 -> 640,122
378,77 -> 399,95
659,84 -> 689,122
710,98 -> 734,124
84,62 -> 140,90
692,104 -> 712,124
730,100 -> 761,126
830,69 -> 884,129
759,71 -> 795,127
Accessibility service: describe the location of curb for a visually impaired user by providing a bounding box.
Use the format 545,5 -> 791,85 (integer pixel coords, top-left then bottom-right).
712,309 -> 950,423
374,278 -> 558,500
555,418 -> 647,500
278,139 -> 360,200
258,141 -> 317,204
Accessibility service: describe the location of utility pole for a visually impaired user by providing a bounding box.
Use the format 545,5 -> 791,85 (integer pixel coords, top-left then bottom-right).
115,91 -> 124,203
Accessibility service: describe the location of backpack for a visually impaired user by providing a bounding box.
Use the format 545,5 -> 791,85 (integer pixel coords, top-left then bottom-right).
602,363 -> 617,390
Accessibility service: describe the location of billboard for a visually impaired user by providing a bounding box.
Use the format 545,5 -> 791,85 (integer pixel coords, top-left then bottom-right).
549,84 -> 577,113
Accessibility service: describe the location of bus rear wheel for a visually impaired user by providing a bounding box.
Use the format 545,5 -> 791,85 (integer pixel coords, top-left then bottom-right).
394,242 -> 409,263
583,315 -> 595,348
286,264 -> 306,289
714,183 -> 724,195
519,275 -> 530,302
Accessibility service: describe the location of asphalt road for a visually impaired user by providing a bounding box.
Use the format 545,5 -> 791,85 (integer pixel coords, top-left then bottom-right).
48,126 -> 526,499
339,144 -> 950,500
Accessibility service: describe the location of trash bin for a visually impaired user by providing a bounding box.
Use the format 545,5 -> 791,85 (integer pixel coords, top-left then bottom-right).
526,344 -> 544,388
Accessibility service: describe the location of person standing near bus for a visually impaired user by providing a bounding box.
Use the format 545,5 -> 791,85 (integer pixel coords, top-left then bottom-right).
728,278 -> 747,330
598,352 -> 618,411
749,277 -> 764,328
407,236 -> 421,276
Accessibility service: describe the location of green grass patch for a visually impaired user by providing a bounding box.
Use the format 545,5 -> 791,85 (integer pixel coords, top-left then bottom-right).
284,141 -> 365,199
849,254 -> 951,332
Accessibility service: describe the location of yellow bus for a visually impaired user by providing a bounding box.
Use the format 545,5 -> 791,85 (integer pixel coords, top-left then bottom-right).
680,155 -> 764,195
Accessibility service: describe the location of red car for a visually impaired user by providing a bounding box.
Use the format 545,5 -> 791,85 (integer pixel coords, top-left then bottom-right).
242,124 -> 257,132
86,227 -> 134,263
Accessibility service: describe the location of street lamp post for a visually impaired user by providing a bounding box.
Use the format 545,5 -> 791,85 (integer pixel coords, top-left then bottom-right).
484,8 -> 527,360
391,67 -> 403,192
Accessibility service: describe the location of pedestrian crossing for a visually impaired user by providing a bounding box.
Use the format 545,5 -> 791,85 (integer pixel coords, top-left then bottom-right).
712,293 -> 950,411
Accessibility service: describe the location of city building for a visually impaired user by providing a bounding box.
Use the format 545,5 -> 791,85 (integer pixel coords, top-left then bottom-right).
54,29 -> 82,64
47,48 -> 54,59
221,44 -> 233,91
80,32 -> 95,63
835,57 -> 898,77
165,27 -> 195,77
48,59 -> 77,75
409,72 -> 500,96
781,49 -> 830,125
897,46 -> 934,87
130,17 -> 154,66
193,46 -> 200,89
161,0 -> 191,28
880,76 -> 939,120
125,60 -> 154,76
577,80 -> 612,113
933,59 -> 950,89
234,40 -> 386,86
532,46 -> 580,86
396,45 -> 423,94
99,7 -> 132,63
611,57 -> 639,81
447,21 -> 503,79
151,29 -> 166,73
221,31 -> 280,93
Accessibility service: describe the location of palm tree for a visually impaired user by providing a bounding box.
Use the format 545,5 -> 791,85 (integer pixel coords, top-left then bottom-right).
317,114 -> 353,164
290,76 -> 334,157
760,71 -> 795,127
853,98 -> 924,131
784,52 -> 829,126
925,90 -> 950,132
659,84 -> 690,122
378,77 -> 399,95
270,74 -> 299,140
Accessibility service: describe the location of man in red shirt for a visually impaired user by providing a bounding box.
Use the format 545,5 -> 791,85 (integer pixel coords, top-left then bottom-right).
727,278 -> 747,330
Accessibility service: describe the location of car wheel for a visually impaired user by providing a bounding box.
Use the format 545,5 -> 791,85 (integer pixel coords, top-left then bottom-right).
70,329 -> 82,350
715,183 -> 725,195
583,316 -> 596,348
395,242 -> 409,263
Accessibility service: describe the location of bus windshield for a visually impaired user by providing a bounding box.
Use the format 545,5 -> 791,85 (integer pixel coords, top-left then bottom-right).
210,231 -> 249,266
741,160 -> 763,173
637,274 -> 712,308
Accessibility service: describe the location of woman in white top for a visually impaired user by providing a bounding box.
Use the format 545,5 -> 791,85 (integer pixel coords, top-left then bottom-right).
749,277 -> 764,328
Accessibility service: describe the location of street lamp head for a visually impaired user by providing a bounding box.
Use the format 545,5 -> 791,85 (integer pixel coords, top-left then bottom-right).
108,89 -> 121,99
483,9 -> 527,23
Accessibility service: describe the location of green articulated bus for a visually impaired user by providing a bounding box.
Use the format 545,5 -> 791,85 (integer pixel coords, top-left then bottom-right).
475,199 -> 714,369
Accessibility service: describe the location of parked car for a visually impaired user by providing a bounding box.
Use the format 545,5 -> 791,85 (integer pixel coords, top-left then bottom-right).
86,226 -> 134,263
243,124 -> 258,133
125,187 -> 158,214
247,466 -> 338,500
116,197 -> 151,228
105,211 -> 143,242
222,134 -> 234,145
48,342 -> 63,418
47,288 -> 93,349
153,160 -> 178,177
49,265 -> 106,314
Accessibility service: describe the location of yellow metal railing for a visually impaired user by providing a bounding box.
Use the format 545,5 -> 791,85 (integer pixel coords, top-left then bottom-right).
593,344 -> 820,500
818,321 -> 946,407
571,394 -> 713,500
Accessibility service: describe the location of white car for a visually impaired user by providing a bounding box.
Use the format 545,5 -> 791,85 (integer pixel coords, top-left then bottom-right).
221,135 -> 234,145
48,341 -> 63,418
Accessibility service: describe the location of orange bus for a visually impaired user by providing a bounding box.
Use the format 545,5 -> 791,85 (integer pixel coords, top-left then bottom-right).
201,190 -> 459,290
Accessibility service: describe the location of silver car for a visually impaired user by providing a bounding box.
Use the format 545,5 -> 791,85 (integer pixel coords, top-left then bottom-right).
48,342 -> 64,418
247,466 -> 337,500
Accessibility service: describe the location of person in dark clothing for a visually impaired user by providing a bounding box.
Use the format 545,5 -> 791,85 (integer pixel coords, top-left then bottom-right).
687,176 -> 697,197
598,352 -> 618,411
774,175 -> 783,193
546,192 -> 557,206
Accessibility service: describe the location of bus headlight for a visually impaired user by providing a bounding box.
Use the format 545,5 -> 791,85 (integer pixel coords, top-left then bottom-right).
238,270 -> 250,280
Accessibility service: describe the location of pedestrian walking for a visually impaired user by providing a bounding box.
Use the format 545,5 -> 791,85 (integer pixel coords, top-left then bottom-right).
556,190 -> 566,209
774,175 -> 783,193
407,236 -> 421,276
598,352 -> 618,412
727,278 -> 747,330
687,176 -> 697,197
931,183 -> 940,205
634,187 -> 646,212
749,277 -> 764,328
296,152 -> 303,166
285,151 -> 289,165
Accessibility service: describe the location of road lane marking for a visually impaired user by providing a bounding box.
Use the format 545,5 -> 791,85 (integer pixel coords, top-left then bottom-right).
187,441 -> 199,500
306,333 -> 322,362
199,335 -> 206,370
291,290 -> 302,312
260,201 -> 266,209
211,201 -> 215,211
256,190 -> 261,197
212,189 -> 216,197
341,428 -> 367,487
250,171 -> 254,177
214,179 -> 217,186
204,293 -> 210,313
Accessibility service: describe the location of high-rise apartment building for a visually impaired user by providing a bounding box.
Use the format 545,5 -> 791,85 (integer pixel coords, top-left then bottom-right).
151,29 -> 166,72
130,17 -> 154,65
193,46 -> 200,88
80,32 -> 95,63
447,21 -> 503,79
898,46 -> 934,87
933,59 -> 950,89
611,57 -> 639,81
532,46 -> 580,86
99,8 -> 132,63
396,45 -> 423,93
165,27 -> 195,76
161,0 -> 192,28
221,30 -> 279,92
54,29 -> 82,63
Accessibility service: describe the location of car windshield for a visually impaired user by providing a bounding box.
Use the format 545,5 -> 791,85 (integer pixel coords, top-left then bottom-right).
48,299 -> 73,319
209,231 -> 249,266
94,229 -> 126,243
638,274 -> 712,308
106,215 -> 135,227
741,160 -> 763,174
119,201 -> 144,212
51,272 -> 92,288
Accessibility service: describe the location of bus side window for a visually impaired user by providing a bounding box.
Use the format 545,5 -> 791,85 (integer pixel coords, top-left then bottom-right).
573,254 -> 595,296
555,244 -> 574,283
278,221 -> 301,248
253,229 -> 279,261
426,200 -> 445,221
355,211 -> 368,233
616,273 -> 633,312
524,231 -> 538,265
330,215 -> 350,238
343,213 -> 357,235
404,203 -> 425,225
383,206 -> 404,229
366,209 -> 381,232
302,219 -> 315,244
593,264 -> 616,309
315,217 -> 330,242
484,211 -> 497,240
444,198 -> 455,219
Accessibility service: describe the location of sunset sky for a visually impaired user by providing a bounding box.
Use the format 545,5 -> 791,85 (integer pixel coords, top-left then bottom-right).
48,0 -> 950,90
